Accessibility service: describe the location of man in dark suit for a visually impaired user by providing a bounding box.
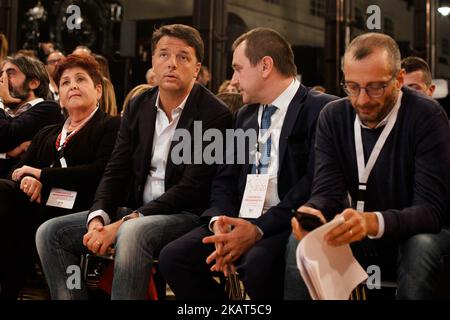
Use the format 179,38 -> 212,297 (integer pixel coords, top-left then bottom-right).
159,27 -> 338,300
35,24 -> 231,300
401,56 -> 436,97
0,54 -> 63,177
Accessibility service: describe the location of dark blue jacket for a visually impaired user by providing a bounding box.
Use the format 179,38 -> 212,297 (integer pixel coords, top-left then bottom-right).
202,84 -> 338,237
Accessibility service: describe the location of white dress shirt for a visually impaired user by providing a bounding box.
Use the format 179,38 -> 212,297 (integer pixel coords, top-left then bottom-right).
49,83 -> 59,103
142,93 -> 187,204
256,79 -> 300,214
87,92 -> 188,225
209,79 -> 300,232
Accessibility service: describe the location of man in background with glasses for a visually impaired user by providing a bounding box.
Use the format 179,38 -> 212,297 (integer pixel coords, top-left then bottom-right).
285,32 -> 450,299
45,50 -> 65,103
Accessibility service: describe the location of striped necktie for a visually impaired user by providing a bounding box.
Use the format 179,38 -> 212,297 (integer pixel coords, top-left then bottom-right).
253,104 -> 277,174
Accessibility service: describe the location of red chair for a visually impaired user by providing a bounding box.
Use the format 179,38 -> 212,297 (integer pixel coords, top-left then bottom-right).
81,254 -> 160,300
97,262 -> 158,300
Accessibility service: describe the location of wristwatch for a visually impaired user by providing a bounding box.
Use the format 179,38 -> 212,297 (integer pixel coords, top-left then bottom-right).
122,211 -> 140,222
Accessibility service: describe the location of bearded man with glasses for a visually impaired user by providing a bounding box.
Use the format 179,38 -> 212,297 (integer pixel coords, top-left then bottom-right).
284,32 -> 450,299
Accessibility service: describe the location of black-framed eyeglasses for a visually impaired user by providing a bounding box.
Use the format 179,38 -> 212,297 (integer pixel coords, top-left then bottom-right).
47,59 -> 62,65
341,76 -> 396,98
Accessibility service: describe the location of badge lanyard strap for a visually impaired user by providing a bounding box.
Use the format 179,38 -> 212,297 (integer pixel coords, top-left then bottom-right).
354,103 -> 400,212
55,126 -> 79,168
55,107 -> 98,168
56,126 -> 76,152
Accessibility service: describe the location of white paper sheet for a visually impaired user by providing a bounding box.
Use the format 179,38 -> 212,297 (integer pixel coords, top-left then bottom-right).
296,216 -> 368,300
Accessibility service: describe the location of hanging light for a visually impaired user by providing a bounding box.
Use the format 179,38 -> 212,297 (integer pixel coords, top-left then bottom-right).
438,0 -> 450,16
27,0 -> 46,20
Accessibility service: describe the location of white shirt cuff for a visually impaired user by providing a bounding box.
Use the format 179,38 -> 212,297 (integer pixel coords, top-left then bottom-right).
255,226 -> 264,237
367,211 -> 385,239
0,153 -> 7,159
208,216 -> 220,232
87,209 -> 111,226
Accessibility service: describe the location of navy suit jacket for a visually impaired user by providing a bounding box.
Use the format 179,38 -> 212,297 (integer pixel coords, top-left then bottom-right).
202,84 -> 338,237
90,84 -> 232,221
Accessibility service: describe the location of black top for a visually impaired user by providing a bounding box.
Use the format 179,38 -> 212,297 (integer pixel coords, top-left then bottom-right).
13,108 -> 120,212
0,100 -> 64,152
306,87 -> 450,241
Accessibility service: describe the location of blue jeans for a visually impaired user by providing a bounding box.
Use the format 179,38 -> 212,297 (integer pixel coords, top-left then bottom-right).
35,210 -> 199,300
284,228 -> 450,300
283,234 -> 311,300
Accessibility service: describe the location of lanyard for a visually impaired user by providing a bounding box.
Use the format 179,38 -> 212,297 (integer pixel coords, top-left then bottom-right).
55,128 -> 75,168
55,107 -> 98,168
56,127 -> 75,151
254,105 -> 283,173
354,99 -> 401,212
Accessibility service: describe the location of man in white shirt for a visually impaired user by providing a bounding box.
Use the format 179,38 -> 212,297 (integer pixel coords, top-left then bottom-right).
36,24 -> 231,300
